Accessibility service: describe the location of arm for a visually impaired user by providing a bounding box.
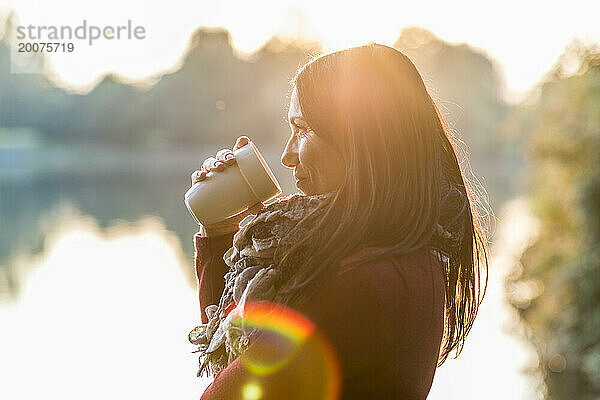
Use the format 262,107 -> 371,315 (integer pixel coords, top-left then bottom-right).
189,135 -> 264,324
198,260 -> 396,399
194,229 -> 237,324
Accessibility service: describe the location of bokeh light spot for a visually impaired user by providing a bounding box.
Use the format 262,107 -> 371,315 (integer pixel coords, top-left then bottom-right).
548,353 -> 567,373
216,100 -> 226,110
242,381 -> 263,399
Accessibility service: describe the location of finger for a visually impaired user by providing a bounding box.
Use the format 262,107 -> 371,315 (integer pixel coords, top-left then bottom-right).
202,157 -> 218,171
224,152 -> 236,165
233,136 -> 250,151
213,160 -> 225,171
216,149 -> 236,165
215,148 -> 232,162
191,170 -> 206,184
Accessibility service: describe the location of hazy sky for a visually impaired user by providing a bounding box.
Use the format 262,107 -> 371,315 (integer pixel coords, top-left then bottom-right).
1,0 -> 599,103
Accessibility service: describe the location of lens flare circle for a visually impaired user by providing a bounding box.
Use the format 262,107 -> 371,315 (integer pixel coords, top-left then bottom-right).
233,301 -> 341,400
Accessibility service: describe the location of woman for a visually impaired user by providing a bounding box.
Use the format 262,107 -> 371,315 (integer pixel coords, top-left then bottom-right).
189,43 -> 488,399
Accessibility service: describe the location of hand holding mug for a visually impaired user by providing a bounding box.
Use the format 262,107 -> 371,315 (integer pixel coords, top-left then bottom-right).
189,136 -> 266,236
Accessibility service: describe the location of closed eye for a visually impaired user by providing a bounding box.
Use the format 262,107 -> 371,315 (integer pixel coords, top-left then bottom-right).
290,121 -> 303,131
294,127 -> 313,140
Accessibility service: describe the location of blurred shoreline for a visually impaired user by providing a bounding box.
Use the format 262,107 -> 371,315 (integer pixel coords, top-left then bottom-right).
0,142 -> 288,181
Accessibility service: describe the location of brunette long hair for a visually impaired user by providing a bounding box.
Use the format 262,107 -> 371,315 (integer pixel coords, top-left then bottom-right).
274,43 -> 489,366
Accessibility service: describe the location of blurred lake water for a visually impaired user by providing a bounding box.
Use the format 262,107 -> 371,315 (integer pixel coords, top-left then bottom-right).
0,212 -> 210,398
0,145 -> 536,399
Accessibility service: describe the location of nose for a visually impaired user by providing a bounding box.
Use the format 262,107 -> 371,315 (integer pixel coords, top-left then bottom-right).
280,134 -> 299,169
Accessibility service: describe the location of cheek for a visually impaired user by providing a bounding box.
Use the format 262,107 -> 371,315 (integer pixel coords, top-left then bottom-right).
296,144 -> 307,163
298,140 -> 323,176
299,139 -> 344,186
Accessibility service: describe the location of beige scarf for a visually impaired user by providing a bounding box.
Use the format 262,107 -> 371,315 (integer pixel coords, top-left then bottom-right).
188,191 -> 335,378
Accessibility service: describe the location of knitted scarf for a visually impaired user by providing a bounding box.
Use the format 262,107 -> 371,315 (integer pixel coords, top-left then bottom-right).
188,183 -> 467,378
188,191 -> 335,378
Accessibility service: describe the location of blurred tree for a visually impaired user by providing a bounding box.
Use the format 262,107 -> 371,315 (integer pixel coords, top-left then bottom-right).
507,40 -> 600,399
394,27 -> 519,214
147,28 -> 320,148
1,16 -> 511,165
0,14 -> 320,148
395,27 -> 508,159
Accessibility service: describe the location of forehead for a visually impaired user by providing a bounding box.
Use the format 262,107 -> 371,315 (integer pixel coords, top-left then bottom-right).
287,86 -> 303,119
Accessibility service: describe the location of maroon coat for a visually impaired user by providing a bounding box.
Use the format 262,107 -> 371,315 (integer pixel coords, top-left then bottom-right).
194,230 -> 446,399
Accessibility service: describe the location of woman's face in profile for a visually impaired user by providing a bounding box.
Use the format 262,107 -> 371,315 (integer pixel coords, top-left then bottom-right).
281,86 -> 345,196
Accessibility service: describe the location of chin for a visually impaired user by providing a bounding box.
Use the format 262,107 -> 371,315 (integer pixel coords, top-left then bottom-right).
297,187 -> 310,195
296,179 -> 312,195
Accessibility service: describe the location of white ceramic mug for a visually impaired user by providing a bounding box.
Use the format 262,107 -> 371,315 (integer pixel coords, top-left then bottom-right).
184,140 -> 282,226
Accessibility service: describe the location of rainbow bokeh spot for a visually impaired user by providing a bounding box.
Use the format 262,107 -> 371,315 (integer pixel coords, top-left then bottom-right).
232,300 -> 341,400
